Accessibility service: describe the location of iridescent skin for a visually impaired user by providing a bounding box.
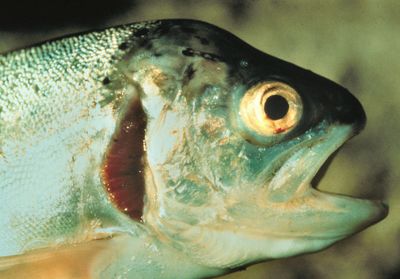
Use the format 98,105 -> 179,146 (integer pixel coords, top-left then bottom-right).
0,20 -> 388,278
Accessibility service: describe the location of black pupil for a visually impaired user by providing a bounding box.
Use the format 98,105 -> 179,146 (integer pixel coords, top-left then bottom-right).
264,95 -> 289,120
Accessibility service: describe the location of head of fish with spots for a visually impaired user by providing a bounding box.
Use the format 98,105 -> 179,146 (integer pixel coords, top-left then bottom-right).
109,20 -> 388,269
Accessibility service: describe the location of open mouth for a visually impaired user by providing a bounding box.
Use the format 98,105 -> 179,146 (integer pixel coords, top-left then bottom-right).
266,123 -> 388,236
296,124 -> 356,195
298,124 -> 388,234
267,124 -> 355,199
302,124 -> 385,203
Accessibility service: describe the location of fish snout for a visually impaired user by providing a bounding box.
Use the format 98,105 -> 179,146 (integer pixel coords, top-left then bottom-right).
330,88 -> 366,134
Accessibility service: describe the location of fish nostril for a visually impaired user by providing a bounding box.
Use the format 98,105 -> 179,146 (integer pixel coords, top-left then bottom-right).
332,90 -> 366,133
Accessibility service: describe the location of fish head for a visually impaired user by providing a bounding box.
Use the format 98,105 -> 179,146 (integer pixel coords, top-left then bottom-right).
119,20 -> 387,268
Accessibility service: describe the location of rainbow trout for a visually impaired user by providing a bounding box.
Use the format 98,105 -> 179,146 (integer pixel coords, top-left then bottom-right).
0,19 -> 388,278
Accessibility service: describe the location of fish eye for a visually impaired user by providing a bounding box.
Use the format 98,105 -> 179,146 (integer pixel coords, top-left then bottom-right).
264,95 -> 289,120
240,81 -> 303,136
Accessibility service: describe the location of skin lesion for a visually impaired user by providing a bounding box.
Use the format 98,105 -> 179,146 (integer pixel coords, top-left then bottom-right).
101,97 -> 147,221
200,117 -> 225,137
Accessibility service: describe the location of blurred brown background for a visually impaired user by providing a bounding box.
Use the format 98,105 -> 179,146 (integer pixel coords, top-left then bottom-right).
1,1 -> 398,278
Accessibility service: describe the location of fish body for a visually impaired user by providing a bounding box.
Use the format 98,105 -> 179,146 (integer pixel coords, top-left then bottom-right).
0,20 -> 388,278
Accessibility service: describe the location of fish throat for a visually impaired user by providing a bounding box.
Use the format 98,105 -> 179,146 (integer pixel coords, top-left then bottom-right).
101,98 -> 147,221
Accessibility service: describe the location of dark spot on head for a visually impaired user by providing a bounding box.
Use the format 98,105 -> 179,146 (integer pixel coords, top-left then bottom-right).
134,28 -> 149,38
195,36 -> 209,45
33,84 -> 40,92
182,48 -> 195,57
183,63 -> 196,85
118,42 -> 129,50
102,77 -> 111,85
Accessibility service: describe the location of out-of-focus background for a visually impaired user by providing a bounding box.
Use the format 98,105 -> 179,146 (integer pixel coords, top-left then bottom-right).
1,1 -> 398,278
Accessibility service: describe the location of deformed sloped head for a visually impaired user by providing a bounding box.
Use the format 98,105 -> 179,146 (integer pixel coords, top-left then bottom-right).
121,19 -> 388,269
